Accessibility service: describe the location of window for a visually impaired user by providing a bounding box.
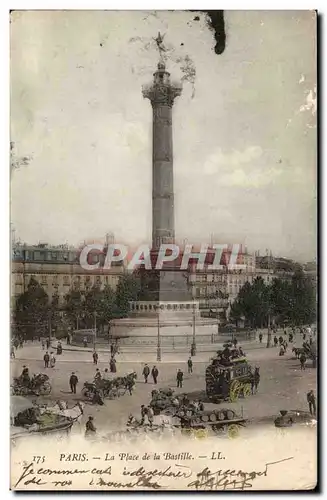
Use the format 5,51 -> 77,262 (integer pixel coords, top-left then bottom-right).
41,275 -> 47,285
63,275 -> 70,285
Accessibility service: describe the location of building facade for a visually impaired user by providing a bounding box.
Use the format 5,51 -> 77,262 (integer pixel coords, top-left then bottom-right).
11,243 -> 125,307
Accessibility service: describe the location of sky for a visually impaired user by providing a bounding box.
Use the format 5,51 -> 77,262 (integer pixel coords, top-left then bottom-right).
10,10 -> 317,262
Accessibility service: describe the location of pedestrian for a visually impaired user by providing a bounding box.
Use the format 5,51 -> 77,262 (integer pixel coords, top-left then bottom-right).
283,341 -> 288,352
233,337 -> 238,348
307,390 -> 316,416
43,351 -> 50,368
140,405 -> 148,425
41,339 -> 45,350
69,372 -> 78,393
289,333 -> 293,343
259,333 -> 263,343
279,336 -> 283,346
151,365 -> 159,384
110,344 -> 114,357
303,333 -> 306,341
309,336 -> 313,346
94,368 -> 102,383
142,364 -> 150,383
187,357 -> 193,374
254,367 -> 260,393
103,368 -> 110,381
110,357 -> 117,373
10,345 -> 15,358
274,336 -> 278,347
85,416 -> 96,437
147,406 -> 154,427
93,350 -> 98,365
57,341 -> 62,355
176,369 -> 184,388
300,352 -> 306,370
50,352 -> 56,368
83,336 -> 88,348
46,338 -> 50,350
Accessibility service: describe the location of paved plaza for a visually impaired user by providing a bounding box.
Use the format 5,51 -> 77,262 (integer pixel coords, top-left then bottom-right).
10,331 -> 317,433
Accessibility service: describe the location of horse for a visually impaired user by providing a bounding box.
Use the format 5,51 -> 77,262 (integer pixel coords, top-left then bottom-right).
113,372 -> 137,396
292,347 -> 304,359
41,400 -> 85,424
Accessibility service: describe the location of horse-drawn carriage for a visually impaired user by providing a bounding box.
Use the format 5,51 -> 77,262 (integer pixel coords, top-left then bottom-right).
82,372 -> 137,402
11,396 -> 74,445
206,355 -> 254,403
12,373 -> 52,396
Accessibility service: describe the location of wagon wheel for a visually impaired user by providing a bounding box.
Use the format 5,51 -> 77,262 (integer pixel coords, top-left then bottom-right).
194,428 -> 208,440
229,381 -> 241,402
227,424 -> 240,439
242,382 -> 252,398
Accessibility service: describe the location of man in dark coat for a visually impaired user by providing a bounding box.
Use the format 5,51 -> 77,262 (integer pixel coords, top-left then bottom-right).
253,367 -> 260,393
85,416 -> 96,436
151,366 -> 159,384
307,390 -> 316,416
69,372 -> 78,394
43,351 -> 50,368
93,351 -> 98,365
142,364 -> 150,383
110,357 -> 117,373
300,352 -> 306,370
176,369 -> 184,388
187,357 -> 193,374
46,338 -> 50,350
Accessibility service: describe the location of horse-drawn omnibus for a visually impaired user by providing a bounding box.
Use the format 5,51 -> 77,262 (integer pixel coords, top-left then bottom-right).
206,356 -> 254,403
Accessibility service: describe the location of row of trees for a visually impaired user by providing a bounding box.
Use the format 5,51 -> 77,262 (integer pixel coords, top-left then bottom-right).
12,273 -> 141,340
229,271 -> 317,328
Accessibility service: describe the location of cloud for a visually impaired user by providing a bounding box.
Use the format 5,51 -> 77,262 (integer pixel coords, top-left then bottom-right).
219,166 -> 283,188
203,146 -> 262,175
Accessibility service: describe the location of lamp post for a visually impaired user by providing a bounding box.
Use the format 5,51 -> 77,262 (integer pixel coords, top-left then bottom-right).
156,304 -> 161,362
191,299 -> 197,356
216,291 -> 220,340
94,312 -> 97,349
266,312 -> 272,348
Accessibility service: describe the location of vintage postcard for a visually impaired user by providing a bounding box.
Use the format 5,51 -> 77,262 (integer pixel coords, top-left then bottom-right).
10,10 -> 317,491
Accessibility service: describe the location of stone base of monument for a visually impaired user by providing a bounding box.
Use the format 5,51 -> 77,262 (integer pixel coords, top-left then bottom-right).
109,300 -> 219,348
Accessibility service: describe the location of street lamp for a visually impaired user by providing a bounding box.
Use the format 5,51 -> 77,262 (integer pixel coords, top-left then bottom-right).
156,304 -> 161,362
191,298 -> 197,356
94,312 -> 97,349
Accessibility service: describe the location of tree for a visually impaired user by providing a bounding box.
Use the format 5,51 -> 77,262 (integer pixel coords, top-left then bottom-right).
49,293 -> 66,338
14,277 -> 49,339
115,273 -> 141,317
270,278 -> 292,325
289,270 -> 316,326
229,299 -> 244,327
64,288 -> 85,329
84,284 -> 118,334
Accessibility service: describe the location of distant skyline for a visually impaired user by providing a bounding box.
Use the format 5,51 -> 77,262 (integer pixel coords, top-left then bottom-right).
11,11 -> 317,262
